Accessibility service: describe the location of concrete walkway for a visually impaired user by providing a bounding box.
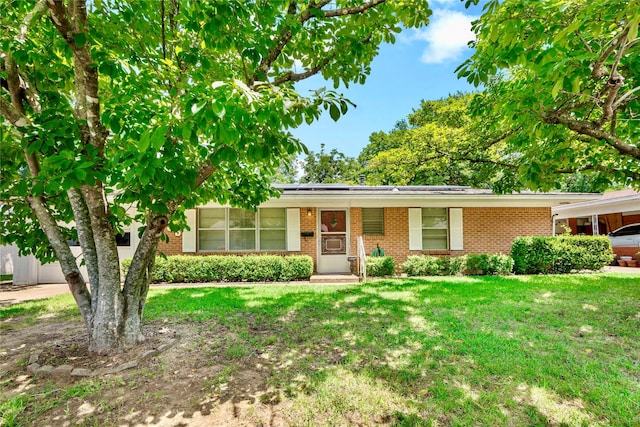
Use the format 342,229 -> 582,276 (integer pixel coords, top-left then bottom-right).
1,266 -> 638,306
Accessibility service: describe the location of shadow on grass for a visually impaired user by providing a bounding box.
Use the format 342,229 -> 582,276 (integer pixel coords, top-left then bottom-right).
4,274 -> 638,425
139,275 -> 640,425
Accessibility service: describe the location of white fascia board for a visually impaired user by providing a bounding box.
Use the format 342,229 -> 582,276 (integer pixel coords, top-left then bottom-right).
257,193 -> 599,208
552,196 -> 640,219
196,192 -> 600,209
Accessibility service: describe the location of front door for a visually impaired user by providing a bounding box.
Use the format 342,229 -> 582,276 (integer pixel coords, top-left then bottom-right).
317,209 -> 350,273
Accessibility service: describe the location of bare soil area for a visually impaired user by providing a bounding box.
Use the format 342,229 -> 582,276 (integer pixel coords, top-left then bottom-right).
0,316 -> 294,427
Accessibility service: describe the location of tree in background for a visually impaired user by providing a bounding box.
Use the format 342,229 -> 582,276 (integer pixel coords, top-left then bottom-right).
359,93 -> 511,187
271,155 -> 301,184
458,0 -> 640,191
0,0 -> 431,352
300,143 -> 359,183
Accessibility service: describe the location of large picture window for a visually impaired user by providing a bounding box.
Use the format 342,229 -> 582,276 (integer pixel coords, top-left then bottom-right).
198,208 -> 286,251
422,208 -> 448,250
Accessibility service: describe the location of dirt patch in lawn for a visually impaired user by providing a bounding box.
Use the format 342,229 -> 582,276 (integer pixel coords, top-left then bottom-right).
0,319 -> 281,426
1,314 -> 403,427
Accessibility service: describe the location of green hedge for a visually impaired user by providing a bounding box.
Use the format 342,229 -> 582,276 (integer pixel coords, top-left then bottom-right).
511,235 -> 613,274
121,255 -> 314,283
465,254 -> 514,276
402,254 -> 513,276
366,256 -> 395,277
402,255 -> 466,276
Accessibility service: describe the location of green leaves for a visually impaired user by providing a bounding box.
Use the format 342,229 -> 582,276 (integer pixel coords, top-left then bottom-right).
1,0 -> 435,265
73,33 -> 87,47
459,0 -> 640,191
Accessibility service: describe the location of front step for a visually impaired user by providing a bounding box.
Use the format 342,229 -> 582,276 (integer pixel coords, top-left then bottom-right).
309,274 -> 359,284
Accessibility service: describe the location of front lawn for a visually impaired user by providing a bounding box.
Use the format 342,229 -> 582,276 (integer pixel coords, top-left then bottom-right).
1,273 -> 639,426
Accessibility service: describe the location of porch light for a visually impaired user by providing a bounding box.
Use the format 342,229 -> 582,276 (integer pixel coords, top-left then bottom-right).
307,208 -> 312,216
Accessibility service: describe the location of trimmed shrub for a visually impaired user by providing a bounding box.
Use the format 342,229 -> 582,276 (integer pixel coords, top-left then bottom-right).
511,235 -> 612,274
366,256 -> 395,277
402,255 -> 441,276
556,235 -> 614,271
402,255 -> 465,276
465,254 -> 514,276
438,256 -> 466,276
122,254 -> 313,283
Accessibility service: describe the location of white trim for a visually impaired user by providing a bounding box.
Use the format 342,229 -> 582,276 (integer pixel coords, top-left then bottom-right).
408,208 -> 422,250
182,209 -> 197,252
198,194 -> 597,209
449,208 -> 464,250
286,208 -> 301,251
552,195 -> 640,219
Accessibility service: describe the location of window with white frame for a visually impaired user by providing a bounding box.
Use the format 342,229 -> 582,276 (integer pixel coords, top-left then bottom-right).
362,208 -> 384,235
422,208 -> 448,250
198,208 -> 286,251
259,208 -> 286,250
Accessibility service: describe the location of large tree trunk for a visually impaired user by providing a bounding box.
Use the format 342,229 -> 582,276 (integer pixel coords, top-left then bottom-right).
32,183 -> 168,353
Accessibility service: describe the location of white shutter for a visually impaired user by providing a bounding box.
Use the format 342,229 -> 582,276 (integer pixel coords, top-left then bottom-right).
182,209 -> 197,252
449,208 -> 463,250
287,208 -> 301,251
408,208 -> 422,250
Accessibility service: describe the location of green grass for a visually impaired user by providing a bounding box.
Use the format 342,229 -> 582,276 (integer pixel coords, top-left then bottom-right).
2,273 -> 639,425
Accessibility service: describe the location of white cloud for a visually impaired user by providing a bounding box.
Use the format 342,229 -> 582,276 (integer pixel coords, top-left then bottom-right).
407,9 -> 477,64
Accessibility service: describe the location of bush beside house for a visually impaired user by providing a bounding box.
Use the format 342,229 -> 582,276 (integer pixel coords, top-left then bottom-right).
464,254 -> 514,276
401,254 -> 512,277
366,256 -> 396,277
511,235 -> 612,274
122,255 -> 314,283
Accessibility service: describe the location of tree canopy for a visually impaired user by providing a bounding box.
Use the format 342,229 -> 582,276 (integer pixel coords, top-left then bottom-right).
300,143 -> 359,183
0,0 -> 431,351
359,93 -> 512,188
458,0 -> 640,191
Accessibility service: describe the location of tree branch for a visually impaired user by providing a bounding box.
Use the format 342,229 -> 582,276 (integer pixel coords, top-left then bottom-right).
272,53 -> 333,86
591,27 -> 628,79
0,95 -> 41,176
167,160 -> 218,212
18,0 -> 48,43
254,0 -> 383,84
47,0 -> 109,150
544,111 -> 640,160
613,85 -> 640,109
322,0 -> 386,18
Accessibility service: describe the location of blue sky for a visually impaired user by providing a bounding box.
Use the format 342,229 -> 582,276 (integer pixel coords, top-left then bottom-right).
290,0 -> 486,158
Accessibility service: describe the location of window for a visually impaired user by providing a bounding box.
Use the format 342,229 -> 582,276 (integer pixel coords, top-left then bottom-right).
68,231 -> 130,247
422,208 -> 448,250
198,208 -> 286,251
199,209 -> 226,251
259,208 -> 286,250
115,232 -> 131,246
362,208 -> 384,235
229,208 -> 256,250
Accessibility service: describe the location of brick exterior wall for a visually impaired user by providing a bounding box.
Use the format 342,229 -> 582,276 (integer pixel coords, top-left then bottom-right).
461,207 -> 551,255
350,207 -> 551,269
158,206 -> 553,272
157,232 -> 183,256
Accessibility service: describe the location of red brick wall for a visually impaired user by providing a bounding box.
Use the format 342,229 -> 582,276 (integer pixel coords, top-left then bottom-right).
350,207 -> 551,268
159,206 -> 553,272
461,207 -> 551,255
299,207 -> 317,266
157,232 -> 183,256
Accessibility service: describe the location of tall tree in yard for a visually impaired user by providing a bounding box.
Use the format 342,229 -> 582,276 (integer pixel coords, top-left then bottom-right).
458,0 -> 640,191
0,0 -> 431,352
